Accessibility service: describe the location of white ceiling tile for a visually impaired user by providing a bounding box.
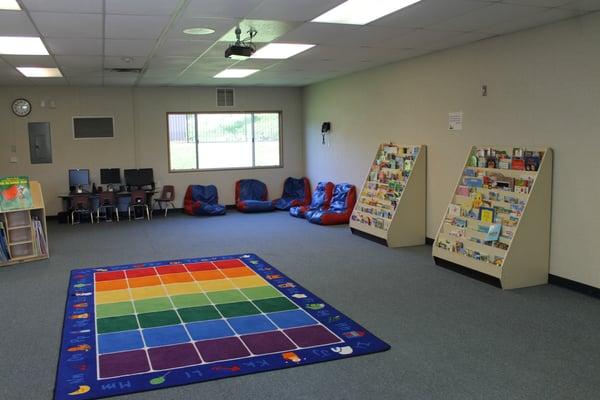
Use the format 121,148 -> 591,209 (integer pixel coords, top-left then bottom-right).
103,72 -> 139,85
105,39 -> 157,57
232,59 -> 281,69
432,3 -> 544,32
46,38 -> 103,56
503,0 -> 573,6
184,57 -> 238,72
148,56 -> 196,68
0,69 -> 30,84
219,19 -> 301,43
21,0 -> 102,13
155,39 -> 213,57
2,55 -> 57,67
198,44 -> 234,58
185,0 -> 263,18
54,55 -> 102,68
559,0 -> 600,10
139,76 -> 174,85
104,56 -> 147,69
0,11 -> 38,35
247,0 -> 345,22
393,28 -> 466,49
167,16 -> 238,39
425,30 -> 497,51
68,76 -> 103,85
143,67 -> 183,78
61,67 -> 103,77
30,77 -> 67,85
481,7 -> 582,34
105,0 -> 180,16
30,12 -> 103,38
370,0 -> 492,29
0,57 -> 14,69
278,23 -> 410,47
105,14 -> 170,39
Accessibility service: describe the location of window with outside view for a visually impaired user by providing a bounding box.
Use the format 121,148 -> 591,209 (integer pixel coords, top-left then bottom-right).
167,112 -> 281,171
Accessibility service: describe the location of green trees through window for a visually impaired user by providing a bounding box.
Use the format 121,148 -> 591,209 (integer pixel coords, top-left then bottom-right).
168,112 -> 281,171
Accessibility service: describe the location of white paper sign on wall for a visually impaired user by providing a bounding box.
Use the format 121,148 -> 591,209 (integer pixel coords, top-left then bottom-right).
448,111 -> 463,131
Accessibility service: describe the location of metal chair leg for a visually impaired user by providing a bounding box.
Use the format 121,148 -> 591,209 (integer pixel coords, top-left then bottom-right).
115,207 -> 120,222
128,206 -> 131,221
71,211 -> 75,225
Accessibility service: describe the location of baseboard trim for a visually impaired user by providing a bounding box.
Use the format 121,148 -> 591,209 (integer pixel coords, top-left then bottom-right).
549,275 -> 600,299
433,256 -> 502,288
350,228 -> 389,246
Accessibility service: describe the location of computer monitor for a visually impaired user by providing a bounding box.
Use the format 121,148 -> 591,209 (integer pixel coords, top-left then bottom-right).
100,168 -> 121,185
68,169 -> 90,188
124,168 -> 154,187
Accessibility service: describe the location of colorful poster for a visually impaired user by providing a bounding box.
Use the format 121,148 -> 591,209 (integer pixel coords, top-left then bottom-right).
0,176 -> 32,211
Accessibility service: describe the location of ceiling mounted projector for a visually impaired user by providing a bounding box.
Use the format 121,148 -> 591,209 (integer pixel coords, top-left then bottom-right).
225,26 -> 257,60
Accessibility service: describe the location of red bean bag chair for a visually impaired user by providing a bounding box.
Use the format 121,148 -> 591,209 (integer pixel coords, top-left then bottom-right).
306,183 -> 356,225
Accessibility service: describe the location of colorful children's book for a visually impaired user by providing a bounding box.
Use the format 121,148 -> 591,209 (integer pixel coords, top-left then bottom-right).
485,223 -> 502,241
0,176 -> 32,211
479,207 -> 495,223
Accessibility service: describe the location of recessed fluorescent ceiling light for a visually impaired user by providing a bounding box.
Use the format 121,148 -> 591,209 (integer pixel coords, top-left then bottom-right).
252,43 -> 315,59
214,69 -> 260,78
0,37 -> 48,55
17,67 -> 62,77
313,0 -> 422,25
0,0 -> 21,10
183,27 -> 215,35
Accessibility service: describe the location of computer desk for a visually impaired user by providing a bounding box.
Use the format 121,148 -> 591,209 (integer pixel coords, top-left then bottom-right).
58,190 -> 158,213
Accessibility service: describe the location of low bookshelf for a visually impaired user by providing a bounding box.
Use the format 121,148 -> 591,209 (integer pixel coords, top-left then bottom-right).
350,144 -> 426,247
0,180 -> 49,266
432,146 -> 552,289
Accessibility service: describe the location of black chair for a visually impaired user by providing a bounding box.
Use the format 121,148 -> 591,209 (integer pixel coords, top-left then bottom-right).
70,194 -> 94,225
96,192 -> 119,222
128,190 -> 150,221
153,185 -> 175,217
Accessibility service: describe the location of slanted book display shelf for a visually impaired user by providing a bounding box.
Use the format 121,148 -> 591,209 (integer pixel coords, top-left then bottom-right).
433,146 -> 552,289
350,144 -> 426,247
0,179 -> 49,266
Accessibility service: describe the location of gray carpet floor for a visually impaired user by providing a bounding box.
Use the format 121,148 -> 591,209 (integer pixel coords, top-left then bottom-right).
1,211 -> 599,400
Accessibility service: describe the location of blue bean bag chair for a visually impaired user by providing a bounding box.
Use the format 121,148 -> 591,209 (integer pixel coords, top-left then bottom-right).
235,179 -> 275,213
307,183 -> 357,225
183,185 -> 226,216
290,181 -> 334,218
273,177 -> 311,211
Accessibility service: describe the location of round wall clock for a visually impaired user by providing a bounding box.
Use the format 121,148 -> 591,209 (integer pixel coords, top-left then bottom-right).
11,98 -> 31,117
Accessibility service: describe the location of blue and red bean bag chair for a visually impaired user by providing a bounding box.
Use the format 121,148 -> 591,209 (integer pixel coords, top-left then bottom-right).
290,181 -> 334,218
235,179 -> 275,213
273,177 -> 311,211
183,185 -> 226,216
306,183 -> 357,225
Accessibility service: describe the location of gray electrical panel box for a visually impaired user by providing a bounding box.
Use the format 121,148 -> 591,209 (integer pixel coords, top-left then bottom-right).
28,122 -> 53,164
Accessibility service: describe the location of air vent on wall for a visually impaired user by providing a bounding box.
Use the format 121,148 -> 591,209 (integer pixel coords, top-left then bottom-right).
216,88 -> 234,107
103,68 -> 143,73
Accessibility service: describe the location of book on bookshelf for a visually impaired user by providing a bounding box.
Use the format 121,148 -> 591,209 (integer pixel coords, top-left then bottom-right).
0,179 -> 49,267
0,176 -> 32,211
433,146 -> 552,289
350,143 -> 426,247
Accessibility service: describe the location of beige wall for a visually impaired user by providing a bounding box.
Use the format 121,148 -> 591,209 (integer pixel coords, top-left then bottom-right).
0,86 -> 304,214
303,12 -> 600,288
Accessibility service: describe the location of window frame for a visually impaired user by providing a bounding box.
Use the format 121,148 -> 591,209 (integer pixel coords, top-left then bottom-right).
166,110 -> 284,173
